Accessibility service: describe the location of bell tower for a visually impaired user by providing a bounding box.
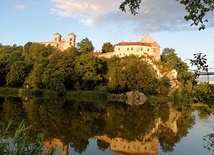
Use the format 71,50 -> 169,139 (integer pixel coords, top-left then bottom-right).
68,33 -> 76,47
53,33 -> 62,42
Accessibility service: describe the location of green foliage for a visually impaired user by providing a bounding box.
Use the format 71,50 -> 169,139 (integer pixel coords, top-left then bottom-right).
0,87 -> 19,97
158,76 -> 171,95
0,42 -> 194,97
6,61 -> 32,87
101,42 -> 114,53
119,0 -> 141,15
161,48 -> 189,75
193,83 -> 214,107
178,0 -> 214,30
77,38 -> 94,53
190,53 -> 208,78
25,60 -> 48,89
74,53 -> 107,90
0,45 -> 23,86
0,120 -> 53,155
204,133 -> 214,153
23,43 -> 57,64
119,0 -> 214,30
107,55 -> 159,94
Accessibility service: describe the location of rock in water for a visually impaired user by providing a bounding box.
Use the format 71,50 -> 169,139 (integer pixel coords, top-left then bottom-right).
126,91 -> 147,105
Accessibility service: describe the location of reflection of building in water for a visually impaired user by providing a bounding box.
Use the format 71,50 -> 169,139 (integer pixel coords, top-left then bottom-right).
95,135 -> 158,155
95,104 -> 180,155
44,139 -> 68,155
43,103 -> 180,155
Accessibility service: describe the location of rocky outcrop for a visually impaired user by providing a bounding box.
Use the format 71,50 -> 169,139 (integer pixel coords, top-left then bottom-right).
126,91 -> 147,105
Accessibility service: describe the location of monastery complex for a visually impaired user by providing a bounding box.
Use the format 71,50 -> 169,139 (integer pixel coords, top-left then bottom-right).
38,33 -> 176,80
39,33 -> 160,61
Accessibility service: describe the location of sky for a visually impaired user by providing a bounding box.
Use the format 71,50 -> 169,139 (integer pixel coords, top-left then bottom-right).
0,0 -> 214,74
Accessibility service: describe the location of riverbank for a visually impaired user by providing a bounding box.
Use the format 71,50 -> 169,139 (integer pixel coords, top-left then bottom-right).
0,87 -> 126,101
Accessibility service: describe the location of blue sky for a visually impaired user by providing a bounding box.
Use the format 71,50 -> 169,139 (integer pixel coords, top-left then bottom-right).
1,0 -> 214,71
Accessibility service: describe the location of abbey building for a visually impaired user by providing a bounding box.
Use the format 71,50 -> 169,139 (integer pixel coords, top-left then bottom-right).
98,34 -> 161,61
39,33 -> 76,51
114,34 -> 160,60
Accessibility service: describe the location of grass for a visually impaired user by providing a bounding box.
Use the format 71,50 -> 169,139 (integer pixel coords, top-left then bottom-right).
0,120 -> 54,155
0,87 -> 51,97
0,87 -> 19,97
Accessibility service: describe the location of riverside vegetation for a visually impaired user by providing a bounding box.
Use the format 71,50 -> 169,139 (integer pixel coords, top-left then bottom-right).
0,42 -> 213,104
0,41 -> 214,154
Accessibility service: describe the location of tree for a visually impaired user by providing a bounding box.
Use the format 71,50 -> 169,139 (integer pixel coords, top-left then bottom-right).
161,48 -> 189,82
77,38 -> 94,53
74,53 -> 107,90
0,45 -> 23,86
107,55 -> 159,94
125,56 -> 159,94
158,76 -> 171,95
101,42 -> 114,53
23,43 -> 57,63
42,50 -> 77,92
6,61 -> 32,87
107,56 -> 127,93
119,0 -> 214,30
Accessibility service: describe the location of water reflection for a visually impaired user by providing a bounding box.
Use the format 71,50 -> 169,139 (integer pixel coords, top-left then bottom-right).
0,96 -> 200,154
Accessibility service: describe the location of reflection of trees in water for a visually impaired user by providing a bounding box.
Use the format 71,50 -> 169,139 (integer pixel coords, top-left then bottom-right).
2,97 -> 27,126
0,96 -> 198,154
0,97 -> 5,122
204,133 -> 214,153
97,139 -> 110,151
103,101 -> 158,141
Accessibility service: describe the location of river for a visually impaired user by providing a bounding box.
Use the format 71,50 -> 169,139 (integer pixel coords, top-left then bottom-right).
0,96 -> 213,155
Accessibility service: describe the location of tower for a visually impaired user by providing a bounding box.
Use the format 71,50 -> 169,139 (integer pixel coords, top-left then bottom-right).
53,33 -> 62,42
68,33 -> 76,47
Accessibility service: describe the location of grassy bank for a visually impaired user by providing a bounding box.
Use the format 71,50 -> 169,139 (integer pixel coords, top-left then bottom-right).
0,87 -> 122,101
65,90 -> 126,102
0,87 -> 51,97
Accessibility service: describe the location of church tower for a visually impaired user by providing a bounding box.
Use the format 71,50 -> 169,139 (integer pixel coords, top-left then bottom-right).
53,33 -> 62,42
68,33 -> 76,46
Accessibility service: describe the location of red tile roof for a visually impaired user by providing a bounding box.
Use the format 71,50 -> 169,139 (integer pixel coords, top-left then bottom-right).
93,51 -> 103,56
115,41 -> 160,48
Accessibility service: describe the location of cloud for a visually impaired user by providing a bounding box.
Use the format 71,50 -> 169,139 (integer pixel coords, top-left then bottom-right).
50,0 -> 214,33
50,0 -> 120,23
15,4 -> 27,10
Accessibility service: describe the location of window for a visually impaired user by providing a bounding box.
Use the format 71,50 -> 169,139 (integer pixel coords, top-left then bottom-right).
118,48 -> 120,51
154,50 -> 156,52
70,38 -> 72,41
147,48 -> 149,52
141,47 -> 143,51
131,48 -> 133,51
127,48 -> 129,51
